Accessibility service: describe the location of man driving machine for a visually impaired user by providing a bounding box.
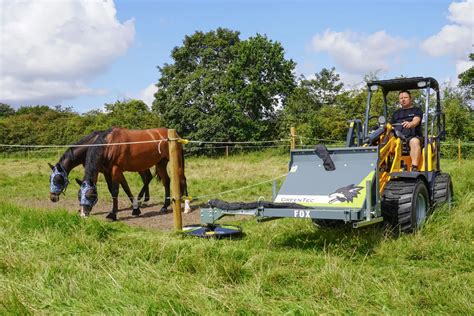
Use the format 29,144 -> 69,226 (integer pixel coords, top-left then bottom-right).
391,90 -> 423,171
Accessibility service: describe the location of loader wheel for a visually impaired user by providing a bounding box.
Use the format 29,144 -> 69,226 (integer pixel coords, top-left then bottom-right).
312,219 -> 347,229
433,173 -> 453,208
382,179 -> 429,233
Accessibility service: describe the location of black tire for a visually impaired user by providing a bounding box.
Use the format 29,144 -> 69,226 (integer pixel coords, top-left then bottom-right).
433,173 -> 453,208
382,179 -> 429,233
312,219 -> 347,229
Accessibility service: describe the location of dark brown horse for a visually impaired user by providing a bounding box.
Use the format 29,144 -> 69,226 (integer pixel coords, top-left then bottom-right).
49,131 -> 153,210
77,127 -> 187,220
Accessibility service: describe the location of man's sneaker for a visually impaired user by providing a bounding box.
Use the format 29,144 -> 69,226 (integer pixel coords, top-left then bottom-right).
412,165 -> 418,172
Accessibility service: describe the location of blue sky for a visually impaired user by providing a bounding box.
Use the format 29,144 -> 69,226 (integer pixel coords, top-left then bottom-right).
1,0 -> 472,113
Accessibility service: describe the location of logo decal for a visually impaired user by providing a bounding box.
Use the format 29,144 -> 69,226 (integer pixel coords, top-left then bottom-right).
328,184 -> 363,204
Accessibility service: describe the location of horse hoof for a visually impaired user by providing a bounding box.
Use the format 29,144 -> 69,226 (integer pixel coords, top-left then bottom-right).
132,208 -> 141,216
144,197 -> 150,203
160,207 -> 168,214
106,212 -> 117,221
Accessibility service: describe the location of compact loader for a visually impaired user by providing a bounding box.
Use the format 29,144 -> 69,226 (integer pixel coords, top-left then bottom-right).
344,77 -> 453,232
195,77 -> 453,235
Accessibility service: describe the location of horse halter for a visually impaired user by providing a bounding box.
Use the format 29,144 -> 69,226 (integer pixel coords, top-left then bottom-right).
50,164 -> 69,194
79,181 -> 98,208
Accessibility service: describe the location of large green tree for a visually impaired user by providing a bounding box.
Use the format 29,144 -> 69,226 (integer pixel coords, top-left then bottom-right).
153,28 -> 296,141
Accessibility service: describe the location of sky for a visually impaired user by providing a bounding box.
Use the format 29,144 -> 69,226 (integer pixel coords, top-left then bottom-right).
0,0 -> 472,113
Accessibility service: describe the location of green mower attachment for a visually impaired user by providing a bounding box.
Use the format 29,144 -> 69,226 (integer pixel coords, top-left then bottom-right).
199,146 -> 384,229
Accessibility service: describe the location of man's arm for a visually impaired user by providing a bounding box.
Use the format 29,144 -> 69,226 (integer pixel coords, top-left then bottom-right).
402,116 -> 421,129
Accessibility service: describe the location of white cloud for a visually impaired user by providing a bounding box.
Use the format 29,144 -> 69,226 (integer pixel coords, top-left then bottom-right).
310,29 -> 410,76
0,0 -> 135,107
421,0 -> 473,76
448,0 -> 474,26
421,24 -> 471,58
0,76 -> 107,105
456,59 -> 472,75
138,83 -> 158,108
305,71 -> 365,90
337,72 -> 367,89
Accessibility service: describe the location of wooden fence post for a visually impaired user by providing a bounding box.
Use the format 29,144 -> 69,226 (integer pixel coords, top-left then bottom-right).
168,129 -> 182,231
225,146 -> 229,158
290,127 -> 296,150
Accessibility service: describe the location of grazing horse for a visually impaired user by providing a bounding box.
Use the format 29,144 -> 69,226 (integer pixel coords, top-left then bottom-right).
78,127 -> 188,221
49,131 -> 153,209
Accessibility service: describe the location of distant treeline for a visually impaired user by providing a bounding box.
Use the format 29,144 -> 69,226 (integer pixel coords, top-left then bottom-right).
1,29 -> 472,152
0,100 -> 161,152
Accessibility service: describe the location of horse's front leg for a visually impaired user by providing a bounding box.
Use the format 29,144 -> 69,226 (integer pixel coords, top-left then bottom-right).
105,180 -> 120,221
103,172 -> 117,221
156,160 -> 170,213
104,168 -> 123,221
118,174 -> 141,216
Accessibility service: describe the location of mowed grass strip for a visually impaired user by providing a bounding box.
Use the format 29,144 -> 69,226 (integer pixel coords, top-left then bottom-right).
0,151 -> 473,314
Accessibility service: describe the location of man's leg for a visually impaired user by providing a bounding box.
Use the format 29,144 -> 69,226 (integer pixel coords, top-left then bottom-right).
409,137 -> 421,170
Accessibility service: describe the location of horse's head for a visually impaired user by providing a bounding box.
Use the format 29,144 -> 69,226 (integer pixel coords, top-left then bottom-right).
76,179 -> 98,217
49,163 -> 69,202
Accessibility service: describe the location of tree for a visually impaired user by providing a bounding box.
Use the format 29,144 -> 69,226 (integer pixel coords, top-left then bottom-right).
0,103 -> 15,118
153,28 -> 296,141
15,105 -> 51,116
104,99 -> 161,129
279,84 -> 320,139
458,53 -> 473,105
81,109 -> 110,134
0,106 -> 71,147
314,105 -> 349,141
443,87 -> 473,141
279,68 -> 344,141
458,53 -> 473,88
309,67 -> 344,106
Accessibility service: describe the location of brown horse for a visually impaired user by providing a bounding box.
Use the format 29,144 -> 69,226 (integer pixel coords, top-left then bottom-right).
77,127 -> 188,220
49,131 -> 153,207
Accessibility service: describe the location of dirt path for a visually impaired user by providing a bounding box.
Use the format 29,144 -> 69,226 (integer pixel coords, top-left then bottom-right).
25,198 -> 202,230
16,197 -> 245,231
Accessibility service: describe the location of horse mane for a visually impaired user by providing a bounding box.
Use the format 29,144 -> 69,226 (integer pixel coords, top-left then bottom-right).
83,129 -> 112,181
74,131 -> 103,145
59,130 -> 103,164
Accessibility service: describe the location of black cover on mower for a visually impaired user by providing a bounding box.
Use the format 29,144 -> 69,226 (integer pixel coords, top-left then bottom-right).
207,199 -> 311,211
314,144 -> 336,171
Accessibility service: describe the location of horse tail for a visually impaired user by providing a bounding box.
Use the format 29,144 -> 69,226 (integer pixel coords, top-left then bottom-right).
180,142 -> 185,174
154,166 -> 161,182
177,137 -> 188,197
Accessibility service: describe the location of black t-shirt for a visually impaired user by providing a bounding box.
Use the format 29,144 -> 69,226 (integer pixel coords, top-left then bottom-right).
390,106 -> 423,137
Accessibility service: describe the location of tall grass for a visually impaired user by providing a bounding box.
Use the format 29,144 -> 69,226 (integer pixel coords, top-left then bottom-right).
0,151 -> 473,314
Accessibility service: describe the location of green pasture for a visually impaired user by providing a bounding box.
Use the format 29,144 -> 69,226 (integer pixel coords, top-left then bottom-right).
0,150 -> 473,314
